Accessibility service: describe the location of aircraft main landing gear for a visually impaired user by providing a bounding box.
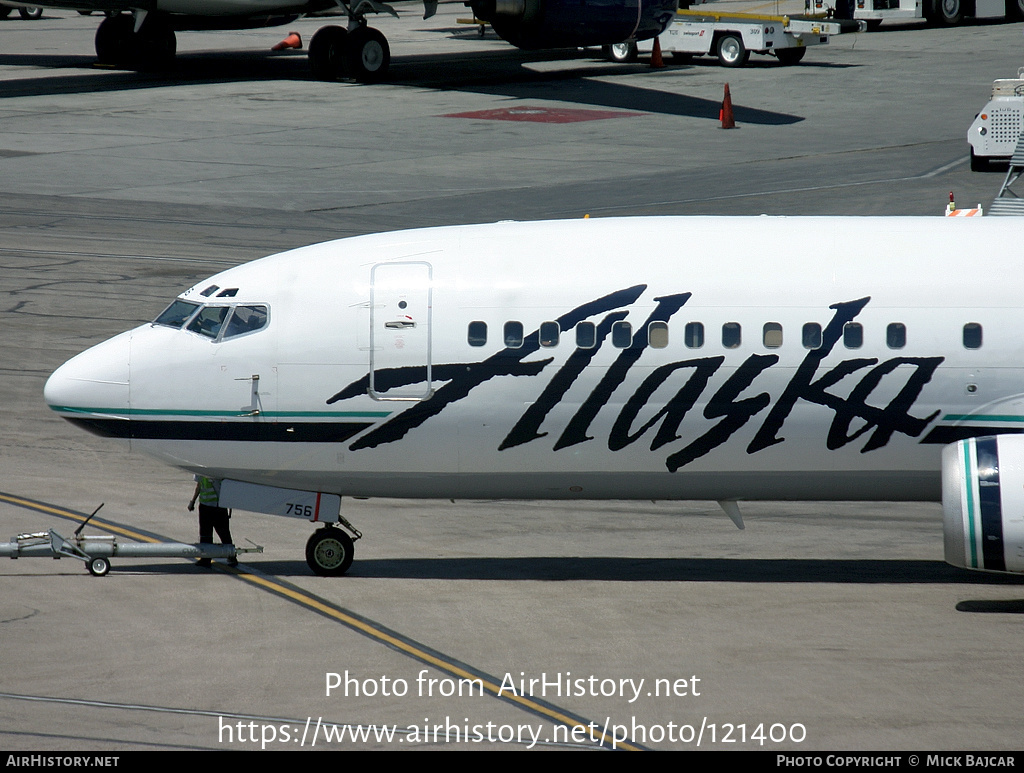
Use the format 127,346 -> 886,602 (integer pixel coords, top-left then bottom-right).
309,22 -> 390,82
95,12 -> 176,70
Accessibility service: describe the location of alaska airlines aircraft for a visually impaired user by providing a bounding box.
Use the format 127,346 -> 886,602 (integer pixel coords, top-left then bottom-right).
21,0 -> 676,81
43,216 -> 1024,577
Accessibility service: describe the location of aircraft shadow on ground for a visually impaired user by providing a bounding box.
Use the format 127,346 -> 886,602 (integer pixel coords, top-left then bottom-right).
955,598 -> 1024,614
192,556 -> 1024,585
451,78 -> 802,124
0,47 -> 803,124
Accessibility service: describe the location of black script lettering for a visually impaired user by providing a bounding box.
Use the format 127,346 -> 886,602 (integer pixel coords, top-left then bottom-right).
499,311 -> 626,450
826,357 -> 942,452
608,357 -> 724,452
748,297 -> 869,453
554,294 -> 692,451
666,354 -> 778,471
327,285 -> 648,450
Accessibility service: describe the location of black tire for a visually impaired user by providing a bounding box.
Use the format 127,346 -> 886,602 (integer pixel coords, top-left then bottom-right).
19,6 -> 42,19
95,13 -> 135,66
87,557 -> 110,577
0,7 -> 12,18
306,527 -> 354,576
1009,0 -> 1024,19
717,33 -> 748,68
604,41 -> 638,63
309,25 -> 347,81
135,17 -> 176,71
345,26 -> 389,82
775,47 -> 806,65
928,0 -> 963,24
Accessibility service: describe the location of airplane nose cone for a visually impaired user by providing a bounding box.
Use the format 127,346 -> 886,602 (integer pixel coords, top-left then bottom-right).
45,331 -> 132,424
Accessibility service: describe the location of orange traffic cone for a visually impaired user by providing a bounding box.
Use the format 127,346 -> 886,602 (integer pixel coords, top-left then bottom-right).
650,37 -> 665,68
720,82 -> 736,129
272,32 -> 302,51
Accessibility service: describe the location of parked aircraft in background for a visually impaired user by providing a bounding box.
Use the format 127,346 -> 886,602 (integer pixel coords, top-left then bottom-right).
12,0 -> 677,81
0,3 -> 44,18
44,216 -> 1024,577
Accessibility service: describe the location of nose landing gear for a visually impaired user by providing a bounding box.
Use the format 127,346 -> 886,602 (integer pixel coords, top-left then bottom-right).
306,526 -> 356,576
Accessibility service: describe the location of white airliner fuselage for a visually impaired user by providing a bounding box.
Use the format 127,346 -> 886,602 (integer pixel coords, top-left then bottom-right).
44,217 -> 1024,575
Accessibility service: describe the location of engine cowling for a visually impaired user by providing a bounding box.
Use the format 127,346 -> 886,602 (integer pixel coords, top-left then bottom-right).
942,435 -> 1024,574
470,0 -> 677,49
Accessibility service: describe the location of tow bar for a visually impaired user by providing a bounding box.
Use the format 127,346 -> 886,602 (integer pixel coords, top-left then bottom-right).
0,504 -> 263,576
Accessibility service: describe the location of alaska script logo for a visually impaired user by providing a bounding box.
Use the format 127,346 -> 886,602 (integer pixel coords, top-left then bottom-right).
327,287 -> 942,471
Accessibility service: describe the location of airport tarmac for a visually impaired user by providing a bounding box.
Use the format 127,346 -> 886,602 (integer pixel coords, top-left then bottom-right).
1,7 -> 1023,751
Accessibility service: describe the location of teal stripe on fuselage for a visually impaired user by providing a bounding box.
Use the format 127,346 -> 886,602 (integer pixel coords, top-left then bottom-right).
942,414 -> 1024,423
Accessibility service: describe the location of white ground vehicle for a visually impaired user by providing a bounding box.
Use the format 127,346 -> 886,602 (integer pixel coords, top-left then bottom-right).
807,0 -> 1019,29
968,71 -> 1024,171
605,8 -> 861,67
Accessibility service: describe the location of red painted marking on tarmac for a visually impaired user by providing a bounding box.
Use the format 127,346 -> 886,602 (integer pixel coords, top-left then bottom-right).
442,106 -> 644,123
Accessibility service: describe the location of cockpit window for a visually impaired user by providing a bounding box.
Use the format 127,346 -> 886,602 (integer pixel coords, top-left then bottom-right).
187,306 -> 230,339
155,299 -> 269,341
153,300 -> 200,328
222,305 -> 268,339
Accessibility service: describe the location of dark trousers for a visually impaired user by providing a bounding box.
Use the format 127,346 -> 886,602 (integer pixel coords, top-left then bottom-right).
199,504 -> 232,545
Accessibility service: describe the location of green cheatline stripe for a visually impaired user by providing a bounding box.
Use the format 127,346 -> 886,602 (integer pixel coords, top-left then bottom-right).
962,440 -> 978,569
49,405 -> 390,419
943,414 -> 1024,423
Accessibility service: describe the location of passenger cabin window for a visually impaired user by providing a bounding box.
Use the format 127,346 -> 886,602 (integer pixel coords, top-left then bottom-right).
763,322 -> 783,349
540,321 -> 559,348
612,321 -> 632,348
187,306 -> 230,339
648,321 -> 669,349
722,322 -> 741,349
887,323 -> 906,349
154,299 -> 200,328
576,321 -> 596,349
802,323 -> 822,350
843,322 -> 863,349
468,321 -> 487,347
963,323 -> 982,349
222,305 -> 268,339
504,321 -> 524,348
685,322 -> 704,349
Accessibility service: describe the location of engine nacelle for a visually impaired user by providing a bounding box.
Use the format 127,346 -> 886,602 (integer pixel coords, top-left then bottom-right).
942,435 -> 1024,574
470,0 -> 677,49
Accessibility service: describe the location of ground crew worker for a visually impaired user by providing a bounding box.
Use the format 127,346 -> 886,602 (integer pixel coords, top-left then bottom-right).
187,475 -> 237,567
